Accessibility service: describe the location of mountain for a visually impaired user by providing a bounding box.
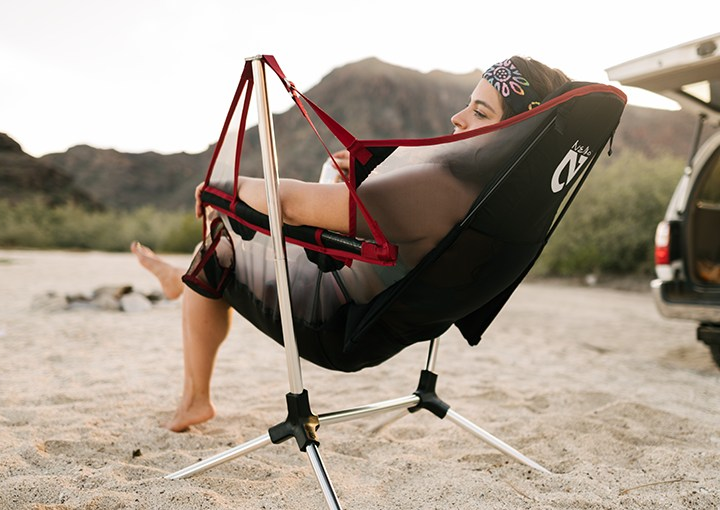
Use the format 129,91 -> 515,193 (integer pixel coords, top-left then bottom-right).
40,58 -> 483,211
8,58 -> 709,212
40,145 -> 209,211
0,133 -> 100,209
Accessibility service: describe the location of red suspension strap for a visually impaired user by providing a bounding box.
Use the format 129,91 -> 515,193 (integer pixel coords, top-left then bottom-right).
199,55 -> 397,265
261,56 -> 391,251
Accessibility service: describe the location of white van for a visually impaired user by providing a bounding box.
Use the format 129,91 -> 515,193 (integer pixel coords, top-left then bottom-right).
607,33 -> 720,368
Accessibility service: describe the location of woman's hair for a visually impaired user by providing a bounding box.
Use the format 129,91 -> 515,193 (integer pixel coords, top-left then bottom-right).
500,56 -> 571,120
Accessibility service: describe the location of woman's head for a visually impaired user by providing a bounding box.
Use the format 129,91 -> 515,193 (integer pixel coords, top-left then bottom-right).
451,56 -> 570,133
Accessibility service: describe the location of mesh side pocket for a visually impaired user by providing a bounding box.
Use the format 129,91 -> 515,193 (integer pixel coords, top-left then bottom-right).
182,218 -> 235,299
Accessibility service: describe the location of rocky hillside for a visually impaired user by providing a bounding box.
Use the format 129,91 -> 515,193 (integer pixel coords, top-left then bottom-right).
0,133 -> 100,209
4,58 -> 709,212
40,145 -> 208,211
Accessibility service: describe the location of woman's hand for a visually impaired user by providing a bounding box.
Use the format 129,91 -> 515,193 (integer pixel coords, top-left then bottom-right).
330,150 -> 350,182
194,182 -> 205,218
333,150 -> 350,172
320,150 -> 351,183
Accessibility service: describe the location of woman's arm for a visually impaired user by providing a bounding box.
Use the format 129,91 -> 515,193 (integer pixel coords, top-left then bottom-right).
195,153 -> 351,234
236,176 -> 350,234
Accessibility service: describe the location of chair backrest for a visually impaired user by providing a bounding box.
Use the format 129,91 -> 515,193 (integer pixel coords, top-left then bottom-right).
341,82 -> 626,352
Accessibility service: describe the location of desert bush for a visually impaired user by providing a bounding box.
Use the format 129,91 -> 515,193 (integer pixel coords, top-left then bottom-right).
0,200 -> 201,253
157,213 -> 203,253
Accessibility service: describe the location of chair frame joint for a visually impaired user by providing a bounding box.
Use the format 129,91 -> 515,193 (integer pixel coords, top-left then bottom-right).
268,389 -> 321,451
409,369 -> 450,419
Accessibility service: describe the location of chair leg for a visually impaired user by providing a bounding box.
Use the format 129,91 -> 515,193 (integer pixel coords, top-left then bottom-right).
307,444 -> 343,509
165,433 -> 272,480
164,416 -> 344,509
251,56 -> 342,509
444,408 -> 552,474
369,409 -> 408,434
408,366 -> 552,474
164,428 -> 343,510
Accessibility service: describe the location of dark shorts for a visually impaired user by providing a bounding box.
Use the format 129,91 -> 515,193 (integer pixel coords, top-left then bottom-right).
220,276 -> 411,372
183,227 -> 410,373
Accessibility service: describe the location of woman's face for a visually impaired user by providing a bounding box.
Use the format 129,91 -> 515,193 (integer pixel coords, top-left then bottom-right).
451,79 -> 504,133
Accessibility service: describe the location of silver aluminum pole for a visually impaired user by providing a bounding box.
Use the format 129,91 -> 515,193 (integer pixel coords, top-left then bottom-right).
249,56 -> 304,395
250,57 -> 343,510
165,434 -> 272,479
318,394 -> 420,426
307,445 -> 343,509
444,409 -> 552,474
425,338 -> 440,372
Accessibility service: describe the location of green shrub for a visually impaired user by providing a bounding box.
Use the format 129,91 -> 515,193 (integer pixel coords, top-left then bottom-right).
158,213 -> 203,253
0,200 -> 202,253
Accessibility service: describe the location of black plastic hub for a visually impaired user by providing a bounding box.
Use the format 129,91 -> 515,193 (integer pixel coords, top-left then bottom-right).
409,370 -> 450,418
268,390 -> 320,451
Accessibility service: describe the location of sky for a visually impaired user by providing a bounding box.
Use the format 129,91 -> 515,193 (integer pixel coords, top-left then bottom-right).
1,0 -> 718,158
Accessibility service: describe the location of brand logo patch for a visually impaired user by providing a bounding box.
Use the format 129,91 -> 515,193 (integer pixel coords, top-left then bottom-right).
551,140 -> 593,193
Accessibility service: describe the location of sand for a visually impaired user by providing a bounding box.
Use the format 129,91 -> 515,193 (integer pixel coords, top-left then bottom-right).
0,249 -> 718,509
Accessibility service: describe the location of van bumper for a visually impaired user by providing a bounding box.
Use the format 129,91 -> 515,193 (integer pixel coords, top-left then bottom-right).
651,279 -> 720,323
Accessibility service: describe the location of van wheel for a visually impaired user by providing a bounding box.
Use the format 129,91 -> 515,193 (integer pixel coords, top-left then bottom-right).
697,324 -> 720,369
710,345 -> 720,370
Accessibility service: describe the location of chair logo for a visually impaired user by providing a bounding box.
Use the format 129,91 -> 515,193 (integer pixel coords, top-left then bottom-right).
551,140 -> 592,193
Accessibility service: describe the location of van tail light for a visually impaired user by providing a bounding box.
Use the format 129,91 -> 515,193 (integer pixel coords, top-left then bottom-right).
655,221 -> 671,265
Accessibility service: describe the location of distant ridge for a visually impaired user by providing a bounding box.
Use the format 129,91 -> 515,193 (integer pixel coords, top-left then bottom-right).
0,132 -> 100,209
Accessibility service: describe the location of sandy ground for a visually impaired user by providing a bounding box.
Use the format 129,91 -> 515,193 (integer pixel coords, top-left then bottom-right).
0,249 -> 718,510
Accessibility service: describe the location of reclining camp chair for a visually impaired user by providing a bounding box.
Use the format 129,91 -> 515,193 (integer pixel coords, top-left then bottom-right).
166,55 -> 626,509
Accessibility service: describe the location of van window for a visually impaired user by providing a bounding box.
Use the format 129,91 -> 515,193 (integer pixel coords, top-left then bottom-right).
682,82 -> 711,104
681,79 -> 720,113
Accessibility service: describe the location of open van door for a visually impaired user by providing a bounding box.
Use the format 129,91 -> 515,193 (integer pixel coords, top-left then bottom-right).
606,33 -> 720,123
607,34 -> 720,369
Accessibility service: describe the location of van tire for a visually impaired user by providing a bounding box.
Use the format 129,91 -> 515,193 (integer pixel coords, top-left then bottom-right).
710,345 -> 720,370
698,324 -> 720,369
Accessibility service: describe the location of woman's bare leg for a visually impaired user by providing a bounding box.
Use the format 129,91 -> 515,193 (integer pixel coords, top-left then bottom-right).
165,288 -> 233,432
130,241 -> 185,300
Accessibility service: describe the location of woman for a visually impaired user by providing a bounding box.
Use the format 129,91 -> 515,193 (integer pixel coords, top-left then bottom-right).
137,56 -> 570,431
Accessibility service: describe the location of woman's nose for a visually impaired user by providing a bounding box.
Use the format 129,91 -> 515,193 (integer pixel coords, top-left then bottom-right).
451,111 -> 465,132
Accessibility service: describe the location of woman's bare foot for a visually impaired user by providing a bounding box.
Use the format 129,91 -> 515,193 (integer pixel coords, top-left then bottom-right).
131,241 -> 185,300
164,398 -> 216,432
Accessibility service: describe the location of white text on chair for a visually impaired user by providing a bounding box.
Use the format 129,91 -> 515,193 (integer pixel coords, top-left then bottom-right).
551,140 -> 593,193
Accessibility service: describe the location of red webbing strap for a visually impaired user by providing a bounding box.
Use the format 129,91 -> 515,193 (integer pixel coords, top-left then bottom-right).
231,64 -> 255,210
199,62 -> 254,240
261,55 -> 361,238
261,55 -> 391,253
204,62 -> 254,187
263,55 -> 370,162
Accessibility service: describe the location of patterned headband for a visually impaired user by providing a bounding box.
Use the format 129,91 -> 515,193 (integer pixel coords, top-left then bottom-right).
482,58 -> 543,115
